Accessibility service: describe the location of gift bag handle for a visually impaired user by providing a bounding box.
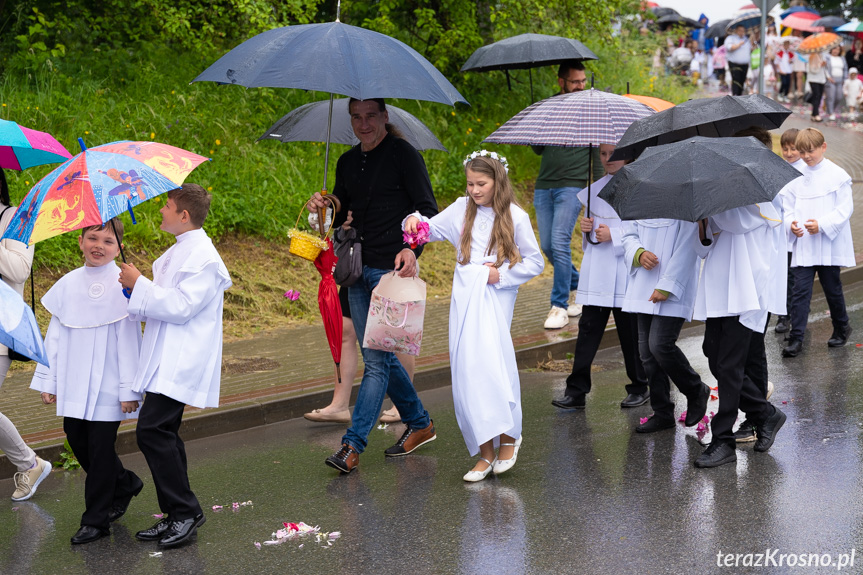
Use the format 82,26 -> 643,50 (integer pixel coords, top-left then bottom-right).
383,300 -> 410,329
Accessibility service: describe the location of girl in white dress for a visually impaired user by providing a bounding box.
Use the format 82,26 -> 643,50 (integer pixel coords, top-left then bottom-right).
403,152 -> 543,482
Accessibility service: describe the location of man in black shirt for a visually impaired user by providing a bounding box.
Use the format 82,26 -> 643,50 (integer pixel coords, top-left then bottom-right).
308,98 -> 438,473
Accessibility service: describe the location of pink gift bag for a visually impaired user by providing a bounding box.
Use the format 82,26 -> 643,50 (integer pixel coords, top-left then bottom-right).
362,272 -> 426,356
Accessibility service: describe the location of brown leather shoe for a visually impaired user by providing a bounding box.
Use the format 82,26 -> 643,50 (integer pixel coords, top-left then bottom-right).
384,420 -> 436,457
325,444 -> 359,473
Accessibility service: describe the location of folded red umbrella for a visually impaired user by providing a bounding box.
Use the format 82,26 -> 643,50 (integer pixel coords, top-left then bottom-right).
313,238 -> 343,381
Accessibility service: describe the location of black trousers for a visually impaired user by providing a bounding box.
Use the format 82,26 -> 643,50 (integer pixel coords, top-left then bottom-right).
636,314 -> 705,421
809,82 -> 825,117
729,62 -> 748,96
779,73 -> 791,97
703,317 -> 773,444
565,305 -> 647,398
64,417 -> 141,531
744,313 -> 770,399
136,393 -> 202,521
788,265 -> 849,342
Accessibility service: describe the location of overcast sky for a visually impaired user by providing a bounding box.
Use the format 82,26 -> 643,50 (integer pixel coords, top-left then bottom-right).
652,0 -> 782,23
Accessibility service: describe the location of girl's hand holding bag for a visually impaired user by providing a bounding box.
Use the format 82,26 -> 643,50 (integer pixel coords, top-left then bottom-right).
362,272 -> 426,356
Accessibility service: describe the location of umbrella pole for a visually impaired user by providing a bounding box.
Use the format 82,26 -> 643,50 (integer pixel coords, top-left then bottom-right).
319,93 -> 336,238
627,81 -> 630,94
529,69 -> 534,102
585,143 -> 599,246
110,218 -> 127,264
505,69 -> 512,91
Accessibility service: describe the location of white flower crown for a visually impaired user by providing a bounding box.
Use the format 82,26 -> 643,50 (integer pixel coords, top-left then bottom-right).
463,149 -> 509,173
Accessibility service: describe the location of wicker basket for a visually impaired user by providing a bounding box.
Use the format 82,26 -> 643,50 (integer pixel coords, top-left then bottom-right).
288,196 -> 337,262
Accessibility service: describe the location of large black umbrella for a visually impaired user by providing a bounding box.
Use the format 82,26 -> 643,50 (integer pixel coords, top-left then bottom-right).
460,33 -> 597,101
651,7 -> 680,18
657,14 -> 706,30
259,98 -> 447,152
610,94 -> 791,161
599,136 -> 802,222
705,19 -> 733,39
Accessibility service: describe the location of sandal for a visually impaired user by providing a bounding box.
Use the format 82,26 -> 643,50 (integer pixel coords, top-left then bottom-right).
304,408 -> 351,423
463,457 -> 496,482
379,406 -> 401,424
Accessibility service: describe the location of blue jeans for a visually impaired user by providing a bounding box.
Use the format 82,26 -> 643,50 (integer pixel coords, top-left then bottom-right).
345,266 -> 430,453
534,187 -> 582,309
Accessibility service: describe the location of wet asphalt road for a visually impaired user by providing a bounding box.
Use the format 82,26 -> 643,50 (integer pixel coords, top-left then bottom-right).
3,283 -> 863,574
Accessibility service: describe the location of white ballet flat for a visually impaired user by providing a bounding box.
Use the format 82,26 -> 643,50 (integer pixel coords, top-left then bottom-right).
492,436 -> 523,475
463,457 -> 496,482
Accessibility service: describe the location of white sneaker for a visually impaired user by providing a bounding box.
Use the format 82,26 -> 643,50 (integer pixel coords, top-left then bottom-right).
828,114 -> 836,121
544,306 -> 569,329
11,457 -> 52,501
766,380 -> 774,401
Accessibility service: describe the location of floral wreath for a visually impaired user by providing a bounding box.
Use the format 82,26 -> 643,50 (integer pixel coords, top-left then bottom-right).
463,149 -> 509,173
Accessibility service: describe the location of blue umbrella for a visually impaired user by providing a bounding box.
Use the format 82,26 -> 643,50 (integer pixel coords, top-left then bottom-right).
0,279 -> 47,365
780,6 -> 819,19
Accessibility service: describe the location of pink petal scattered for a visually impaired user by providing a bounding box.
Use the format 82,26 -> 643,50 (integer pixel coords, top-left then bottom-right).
259,521 -> 340,548
212,505 -> 223,511
782,400 -> 788,404
254,542 -> 261,550
152,513 -> 164,518
640,417 -> 649,425
710,394 -> 719,401
11,507 -> 18,511
677,411 -> 687,423
284,289 -> 300,301
710,386 -> 718,391
299,544 -> 304,549
696,421 -> 707,432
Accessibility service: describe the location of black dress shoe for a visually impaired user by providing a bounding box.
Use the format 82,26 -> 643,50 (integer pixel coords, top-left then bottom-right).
774,316 -> 790,333
827,324 -> 853,347
551,395 -> 585,410
684,384 -> 710,427
782,339 -> 803,358
754,407 -> 787,452
694,441 -> 737,468
71,525 -> 109,545
635,415 -> 674,433
158,514 -> 206,548
135,516 -> 172,541
620,392 -> 650,408
108,476 -> 144,522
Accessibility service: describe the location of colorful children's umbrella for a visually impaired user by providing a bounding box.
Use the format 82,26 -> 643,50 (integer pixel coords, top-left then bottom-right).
313,237 -> 343,382
796,32 -> 843,55
836,21 -> 863,33
2,140 -> 209,246
0,279 -> 48,365
781,12 -> 823,33
0,119 -> 71,171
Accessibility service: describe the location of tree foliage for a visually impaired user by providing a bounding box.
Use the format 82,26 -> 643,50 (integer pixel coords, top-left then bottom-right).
784,0 -> 863,17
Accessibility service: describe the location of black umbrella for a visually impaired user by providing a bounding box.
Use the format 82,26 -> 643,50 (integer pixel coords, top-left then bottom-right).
610,94 -> 791,161
812,16 -> 847,29
651,7 -> 680,18
599,136 -> 802,222
259,98 -> 447,152
657,14 -> 706,30
461,33 -> 597,101
705,19 -> 733,39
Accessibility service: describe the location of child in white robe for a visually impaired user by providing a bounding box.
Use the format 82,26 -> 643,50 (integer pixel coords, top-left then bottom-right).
119,184 -> 232,548
781,128 -> 854,358
692,204 -> 787,468
31,219 -> 143,544
552,144 -> 647,411
774,128 -> 804,335
621,218 -> 709,433
403,152 -> 543,482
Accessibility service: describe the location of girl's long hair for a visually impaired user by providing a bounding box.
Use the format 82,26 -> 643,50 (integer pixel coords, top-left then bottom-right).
458,156 -> 521,268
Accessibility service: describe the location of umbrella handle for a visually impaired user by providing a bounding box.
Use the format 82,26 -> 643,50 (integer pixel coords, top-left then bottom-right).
585,145 -> 599,246
307,194 -> 341,239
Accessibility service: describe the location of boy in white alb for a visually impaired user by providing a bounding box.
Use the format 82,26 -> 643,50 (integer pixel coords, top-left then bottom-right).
552,144 -> 648,411
119,184 -> 232,549
692,204 -> 788,468
621,218 -> 710,433
31,219 -> 143,544
781,129 -> 854,358
773,129 -> 805,335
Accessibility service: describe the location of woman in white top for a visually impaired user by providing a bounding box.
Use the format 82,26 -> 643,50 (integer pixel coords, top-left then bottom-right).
824,46 -> 848,120
807,52 -> 828,122
0,170 -> 52,501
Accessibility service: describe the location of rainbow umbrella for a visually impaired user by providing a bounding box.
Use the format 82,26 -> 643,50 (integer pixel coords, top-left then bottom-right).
0,119 -> 71,171
1,140 -> 209,246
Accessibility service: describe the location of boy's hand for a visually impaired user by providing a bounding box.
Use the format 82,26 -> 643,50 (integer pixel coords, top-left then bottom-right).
648,290 -> 668,303
484,262 -> 500,284
40,392 -> 55,405
121,401 -> 140,414
394,249 -> 417,277
639,250 -> 659,270
404,215 -> 420,234
804,219 -> 819,234
790,220 -> 804,237
595,224 -> 611,243
119,263 -> 142,290
580,217 -> 594,233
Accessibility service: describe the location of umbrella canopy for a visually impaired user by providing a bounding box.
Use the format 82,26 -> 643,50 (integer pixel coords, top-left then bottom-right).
610,94 -> 791,161
0,279 -> 48,365
260,98 -> 447,152
705,19 -> 733,39
599,136 -> 802,222
796,32 -> 843,54
727,10 -> 774,34
812,16 -> 847,29
0,119 -> 71,171
2,141 -> 209,246
651,7 -> 680,18
623,93 -> 675,112
657,14 -> 705,30
460,33 -> 597,73
782,12 -> 823,32
313,237 -> 343,381
193,22 -> 467,106
836,20 -> 863,33
484,89 -> 654,148
781,6 -> 819,19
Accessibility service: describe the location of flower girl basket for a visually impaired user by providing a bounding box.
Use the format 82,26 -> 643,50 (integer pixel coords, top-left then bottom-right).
287,194 -> 340,261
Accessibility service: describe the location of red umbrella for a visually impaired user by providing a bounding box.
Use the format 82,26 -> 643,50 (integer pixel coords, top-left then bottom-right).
313,238 -> 343,381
